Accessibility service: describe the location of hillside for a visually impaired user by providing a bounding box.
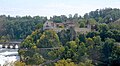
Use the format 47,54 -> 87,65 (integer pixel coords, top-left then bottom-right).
0,8 -> 120,65
0,8 -> 120,40
109,18 -> 120,30
84,8 -> 120,23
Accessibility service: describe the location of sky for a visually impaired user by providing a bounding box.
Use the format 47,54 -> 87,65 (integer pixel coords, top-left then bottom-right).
0,0 -> 120,18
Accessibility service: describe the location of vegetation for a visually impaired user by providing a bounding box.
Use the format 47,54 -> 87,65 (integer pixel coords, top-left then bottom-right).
0,8 -> 120,66
0,15 -> 47,39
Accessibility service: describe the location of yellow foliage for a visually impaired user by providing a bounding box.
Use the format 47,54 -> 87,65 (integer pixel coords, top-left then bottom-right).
32,45 -> 37,49
14,61 -> 26,66
55,59 -> 77,66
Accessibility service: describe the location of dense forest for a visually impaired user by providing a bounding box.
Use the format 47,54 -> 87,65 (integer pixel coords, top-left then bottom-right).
0,8 -> 120,40
0,8 -> 120,66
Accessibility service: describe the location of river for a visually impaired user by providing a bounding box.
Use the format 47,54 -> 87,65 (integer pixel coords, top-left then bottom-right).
0,48 -> 20,66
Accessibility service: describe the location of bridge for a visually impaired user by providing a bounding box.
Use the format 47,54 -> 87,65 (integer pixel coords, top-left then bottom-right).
0,41 -> 21,49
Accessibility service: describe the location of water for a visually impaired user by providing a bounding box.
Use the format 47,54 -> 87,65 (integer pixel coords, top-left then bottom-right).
0,48 -> 20,66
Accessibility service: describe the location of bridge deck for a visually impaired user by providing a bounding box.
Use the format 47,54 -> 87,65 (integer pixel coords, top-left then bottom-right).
0,42 -> 21,44
20,47 -> 60,51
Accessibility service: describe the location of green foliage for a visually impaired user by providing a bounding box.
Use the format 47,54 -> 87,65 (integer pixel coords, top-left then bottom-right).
25,53 -> 45,65
86,38 -> 95,47
37,30 -> 60,48
19,24 -> 120,66
98,24 -> 110,41
79,22 -> 85,28
7,8 -> 120,66
86,31 -> 99,38
110,45 -> 120,65
58,28 -> 77,45
20,29 -> 42,48
50,16 -> 64,23
0,36 -> 10,42
78,59 -> 94,66
20,35 -> 35,48
67,41 -> 77,49
84,8 -> 120,23
78,19 -> 87,24
77,42 -> 88,62
31,53 -> 45,65
36,23 -> 43,29
88,18 -> 96,25
98,24 -> 109,32
19,30 -> 63,65
79,34 -> 86,43
55,59 -> 77,66
109,19 -> 120,30
105,30 -> 120,42
62,41 -> 78,61
93,36 -> 102,45
0,15 -> 47,39
102,38 -> 116,65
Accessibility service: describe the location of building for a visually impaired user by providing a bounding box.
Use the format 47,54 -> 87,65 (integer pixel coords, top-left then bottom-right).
43,21 -> 56,30
74,28 -> 91,34
64,22 -> 75,29
56,23 -> 64,28
43,21 -> 92,34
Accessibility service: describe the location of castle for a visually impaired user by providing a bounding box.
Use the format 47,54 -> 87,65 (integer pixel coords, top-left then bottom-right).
43,21 -> 92,34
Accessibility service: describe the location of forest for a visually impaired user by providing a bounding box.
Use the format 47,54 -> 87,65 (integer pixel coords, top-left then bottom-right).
0,8 -> 120,66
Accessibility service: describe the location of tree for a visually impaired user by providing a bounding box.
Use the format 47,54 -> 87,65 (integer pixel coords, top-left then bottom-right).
93,36 -> 102,45
84,13 -> 89,19
3,15 -> 47,39
99,24 -> 109,32
102,38 -> 115,65
110,45 -> 120,65
88,18 -> 96,25
78,59 -> 94,66
83,8 -> 120,23
58,28 -> 76,45
32,53 -> 45,65
48,46 -> 65,60
51,16 -> 63,23
0,36 -> 10,42
55,59 -> 77,66
25,53 -> 45,65
14,61 -> 26,66
79,34 -> 86,43
67,41 -> 77,49
75,37 -> 80,44
62,41 -> 78,61
35,23 -> 43,29
69,14 -> 72,19
37,30 -> 61,48
86,38 -> 95,47
79,22 -> 85,28
20,35 -> 35,48
99,24 -> 109,41
0,15 -> 6,36
77,42 -> 88,62
86,31 -> 100,38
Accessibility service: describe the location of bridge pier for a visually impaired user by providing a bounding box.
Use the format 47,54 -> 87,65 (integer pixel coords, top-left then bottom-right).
2,44 -> 6,48
0,45 -> 2,48
13,44 -> 19,49
5,45 -> 8,48
0,42 -> 21,49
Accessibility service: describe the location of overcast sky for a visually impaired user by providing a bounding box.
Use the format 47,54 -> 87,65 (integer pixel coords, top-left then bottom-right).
0,0 -> 120,17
